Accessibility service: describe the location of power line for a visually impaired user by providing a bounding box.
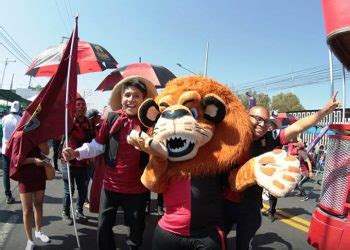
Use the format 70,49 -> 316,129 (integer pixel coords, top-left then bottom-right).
66,0 -> 74,17
235,65 -> 349,93
239,64 -> 328,86
0,27 -> 32,62
237,65 -> 330,90
0,42 -> 29,66
55,0 -> 69,34
0,32 -> 31,65
63,0 -> 73,27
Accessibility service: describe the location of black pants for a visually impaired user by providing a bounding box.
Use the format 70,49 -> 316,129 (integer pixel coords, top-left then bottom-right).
152,225 -> 225,250
223,199 -> 262,250
62,166 -> 88,214
52,139 -> 61,170
295,174 -> 310,196
97,189 -> 148,250
268,195 -> 278,215
146,192 -> 164,206
2,154 -> 12,197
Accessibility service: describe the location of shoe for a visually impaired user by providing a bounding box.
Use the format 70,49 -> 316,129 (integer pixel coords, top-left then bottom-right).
25,240 -> 35,250
145,203 -> 150,215
268,214 -> 275,222
55,169 -> 61,174
300,196 -> 309,201
35,230 -> 50,243
62,211 -> 73,225
75,209 -> 88,223
84,202 -> 90,209
157,206 -> 164,216
261,210 -> 270,217
6,196 -> 15,204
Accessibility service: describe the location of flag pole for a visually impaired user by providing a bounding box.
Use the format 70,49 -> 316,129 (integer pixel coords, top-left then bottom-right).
64,16 -> 81,248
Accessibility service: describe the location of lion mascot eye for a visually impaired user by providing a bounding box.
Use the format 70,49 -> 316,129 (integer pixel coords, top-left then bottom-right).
202,94 -> 226,123
138,98 -> 160,128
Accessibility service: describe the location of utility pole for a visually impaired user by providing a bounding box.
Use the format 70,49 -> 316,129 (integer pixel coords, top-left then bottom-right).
28,76 -> 32,88
6,73 -> 15,107
9,73 -> 14,90
204,42 -> 209,77
1,58 -> 16,88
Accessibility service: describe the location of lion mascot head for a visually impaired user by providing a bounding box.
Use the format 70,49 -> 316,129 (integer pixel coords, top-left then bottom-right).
137,76 -> 253,176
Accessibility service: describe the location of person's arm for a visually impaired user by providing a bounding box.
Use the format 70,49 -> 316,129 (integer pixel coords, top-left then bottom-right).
62,139 -> 105,161
300,151 -> 314,177
22,157 -> 46,166
305,158 -> 313,177
284,92 -> 339,142
38,142 -> 50,155
62,115 -> 110,161
22,157 -> 55,180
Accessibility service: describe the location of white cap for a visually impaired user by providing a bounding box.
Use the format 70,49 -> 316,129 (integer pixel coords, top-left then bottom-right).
10,101 -> 20,113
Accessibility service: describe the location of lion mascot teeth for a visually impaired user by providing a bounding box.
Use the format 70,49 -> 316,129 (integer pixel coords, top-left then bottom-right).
128,76 -> 300,249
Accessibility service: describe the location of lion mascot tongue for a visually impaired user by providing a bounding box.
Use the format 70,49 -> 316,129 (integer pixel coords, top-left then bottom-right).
128,76 -> 300,249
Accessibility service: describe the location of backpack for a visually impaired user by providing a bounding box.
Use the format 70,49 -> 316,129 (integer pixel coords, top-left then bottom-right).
104,112 -> 149,169
104,112 -> 120,167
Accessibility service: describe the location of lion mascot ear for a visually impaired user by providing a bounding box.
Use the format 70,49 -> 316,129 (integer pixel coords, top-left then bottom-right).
138,98 -> 161,128
202,94 -> 226,123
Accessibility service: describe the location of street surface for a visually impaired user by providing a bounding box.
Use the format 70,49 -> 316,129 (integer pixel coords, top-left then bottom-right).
0,159 -> 322,250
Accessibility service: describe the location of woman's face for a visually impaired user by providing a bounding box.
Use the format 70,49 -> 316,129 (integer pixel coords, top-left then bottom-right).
121,86 -> 145,116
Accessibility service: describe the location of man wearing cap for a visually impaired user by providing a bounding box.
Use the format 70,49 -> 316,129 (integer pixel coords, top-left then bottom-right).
2,101 -> 21,204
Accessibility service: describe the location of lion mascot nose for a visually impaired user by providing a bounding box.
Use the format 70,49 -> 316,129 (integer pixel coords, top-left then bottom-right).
161,109 -> 192,119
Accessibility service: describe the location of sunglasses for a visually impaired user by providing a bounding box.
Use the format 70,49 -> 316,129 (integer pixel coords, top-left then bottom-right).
249,115 -> 272,126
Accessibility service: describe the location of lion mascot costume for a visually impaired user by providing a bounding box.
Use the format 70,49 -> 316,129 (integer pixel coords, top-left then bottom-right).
128,76 -> 300,249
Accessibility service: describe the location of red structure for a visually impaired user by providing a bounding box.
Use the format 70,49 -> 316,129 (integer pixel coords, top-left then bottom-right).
307,124 -> 350,249
322,0 -> 350,70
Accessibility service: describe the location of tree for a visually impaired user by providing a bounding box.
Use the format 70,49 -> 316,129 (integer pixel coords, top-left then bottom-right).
236,91 -> 271,110
271,92 -> 304,112
237,93 -> 249,109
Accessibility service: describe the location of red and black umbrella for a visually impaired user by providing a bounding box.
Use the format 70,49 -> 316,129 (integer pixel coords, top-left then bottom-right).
277,113 -> 298,127
25,40 -> 118,77
95,63 -> 176,91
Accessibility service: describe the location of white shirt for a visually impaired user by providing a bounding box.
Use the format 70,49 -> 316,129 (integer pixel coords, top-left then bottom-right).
1,113 -> 21,154
76,139 -> 105,160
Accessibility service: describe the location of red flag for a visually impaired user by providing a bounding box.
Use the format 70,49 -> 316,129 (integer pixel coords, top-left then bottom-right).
6,19 -> 79,180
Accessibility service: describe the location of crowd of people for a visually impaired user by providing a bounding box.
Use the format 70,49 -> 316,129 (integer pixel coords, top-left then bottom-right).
1,75 -> 339,250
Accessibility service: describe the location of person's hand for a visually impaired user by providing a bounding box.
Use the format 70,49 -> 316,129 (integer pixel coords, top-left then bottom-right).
324,91 -> 340,114
62,147 -> 79,161
34,158 -> 46,166
309,172 -> 314,178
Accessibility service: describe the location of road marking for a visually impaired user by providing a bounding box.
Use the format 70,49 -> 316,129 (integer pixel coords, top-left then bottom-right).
262,203 -> 310,232
276,209 -> 310,226
0,214 -> 19,249
262,203 -> 310,226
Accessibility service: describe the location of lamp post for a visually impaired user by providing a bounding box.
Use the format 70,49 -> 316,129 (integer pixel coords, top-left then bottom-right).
176,63 -> 198,75
1,58 -> 16,88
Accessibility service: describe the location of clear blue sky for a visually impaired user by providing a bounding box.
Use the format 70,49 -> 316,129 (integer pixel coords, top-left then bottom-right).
0,0 -> 347,111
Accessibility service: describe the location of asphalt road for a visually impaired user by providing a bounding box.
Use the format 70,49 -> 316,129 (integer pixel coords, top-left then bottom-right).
0,159 -> 322,250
